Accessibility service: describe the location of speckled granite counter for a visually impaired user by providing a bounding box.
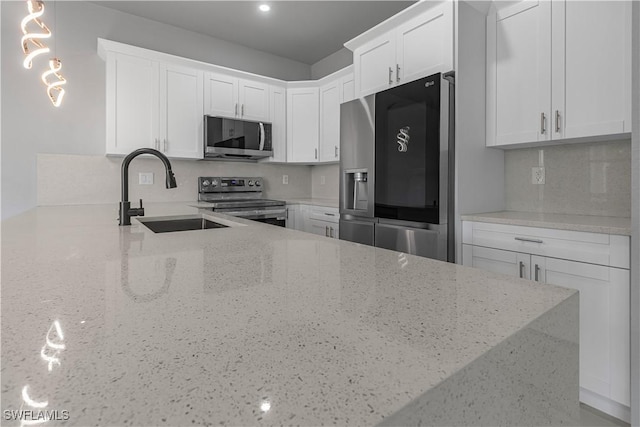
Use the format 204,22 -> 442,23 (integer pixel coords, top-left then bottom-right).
282,198 -> 339,208
1,203 -> 579,426
461,211 -> 632,236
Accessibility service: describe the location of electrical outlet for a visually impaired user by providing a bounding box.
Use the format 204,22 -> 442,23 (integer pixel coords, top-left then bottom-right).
531,167 -> 545,185
139,172 -> 154,185
282,175 -> 289,185
320,175 -> 326,185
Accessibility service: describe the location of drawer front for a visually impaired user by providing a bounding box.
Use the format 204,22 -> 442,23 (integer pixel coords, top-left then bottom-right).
462,221 -> 629,269
309,206 -> 339,223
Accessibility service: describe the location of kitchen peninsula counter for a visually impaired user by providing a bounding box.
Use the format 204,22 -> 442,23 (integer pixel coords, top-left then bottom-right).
1,204 -> 579,426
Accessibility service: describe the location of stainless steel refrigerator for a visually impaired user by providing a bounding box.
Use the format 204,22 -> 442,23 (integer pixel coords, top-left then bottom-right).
339,72 -> 455,262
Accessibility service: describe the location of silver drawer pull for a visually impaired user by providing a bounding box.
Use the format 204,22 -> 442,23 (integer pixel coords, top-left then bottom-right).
519,261 -> 525,279
515,237 -> 543,244
324,213 -> 335,217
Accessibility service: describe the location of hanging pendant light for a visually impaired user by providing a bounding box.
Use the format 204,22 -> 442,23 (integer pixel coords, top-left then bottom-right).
41,58 -> 66,107
21,0 -> 51,69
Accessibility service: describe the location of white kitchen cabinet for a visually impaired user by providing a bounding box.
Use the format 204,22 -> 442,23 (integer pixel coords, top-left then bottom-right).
349,1 -> 453,98
462,221 -> 631,421
552,1 -> 632,140
286,204 -> 301,230
341,75 -> 355,104
286,87 -> 319,163
307,206 -> 340,239
319,80 -> 341,163
487,0 -> 631,147
204,72 -> 270,122
106,52 -> 159,155
105,52 -> 203,159
158,63 -> 204,159
261,85 -> 287,163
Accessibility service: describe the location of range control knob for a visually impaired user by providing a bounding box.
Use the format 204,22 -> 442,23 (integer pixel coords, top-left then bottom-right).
248,180 -> 254,186
211,179 -> 218,187
202,180 -> 210,187
255,180 -> 261,187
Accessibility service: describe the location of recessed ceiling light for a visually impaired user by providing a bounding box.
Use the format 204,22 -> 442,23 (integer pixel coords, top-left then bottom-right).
259,4 -> 270,12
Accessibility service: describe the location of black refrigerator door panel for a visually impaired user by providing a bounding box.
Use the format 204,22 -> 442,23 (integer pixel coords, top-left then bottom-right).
375,73 -> 441,224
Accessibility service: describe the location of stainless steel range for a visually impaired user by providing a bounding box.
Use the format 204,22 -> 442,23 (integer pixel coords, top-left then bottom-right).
198,177 -> 286,227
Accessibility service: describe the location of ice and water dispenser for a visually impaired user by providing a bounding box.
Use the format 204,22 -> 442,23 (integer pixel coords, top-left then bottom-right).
343,169 -> 369,211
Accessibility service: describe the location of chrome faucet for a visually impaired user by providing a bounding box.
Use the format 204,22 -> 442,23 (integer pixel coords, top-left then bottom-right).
119,148 -> 177,226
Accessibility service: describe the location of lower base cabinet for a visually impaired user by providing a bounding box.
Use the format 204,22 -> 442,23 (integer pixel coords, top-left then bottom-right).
286,204 -> 339,239
462,222 -> 631,422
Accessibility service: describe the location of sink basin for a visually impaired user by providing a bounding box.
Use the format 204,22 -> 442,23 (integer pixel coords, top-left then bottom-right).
140,217 -> 228,233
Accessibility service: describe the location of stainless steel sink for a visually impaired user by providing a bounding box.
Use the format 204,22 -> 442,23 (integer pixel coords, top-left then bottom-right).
139,217 -> 228,233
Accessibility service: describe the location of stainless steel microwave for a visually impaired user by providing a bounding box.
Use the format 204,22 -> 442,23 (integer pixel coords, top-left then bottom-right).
204,116 -> 273,161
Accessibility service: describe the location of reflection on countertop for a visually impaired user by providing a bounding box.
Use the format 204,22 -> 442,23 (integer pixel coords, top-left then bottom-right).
1,203 -> 578,426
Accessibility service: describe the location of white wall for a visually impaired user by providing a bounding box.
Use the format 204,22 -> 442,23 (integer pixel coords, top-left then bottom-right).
311,48 -> 353,80
1,1 -> 311,219
311,164 -> 339,200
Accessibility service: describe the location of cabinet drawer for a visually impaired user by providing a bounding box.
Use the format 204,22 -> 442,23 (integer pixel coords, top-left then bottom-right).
308,206 -> 339,223
462,221 -> 629,269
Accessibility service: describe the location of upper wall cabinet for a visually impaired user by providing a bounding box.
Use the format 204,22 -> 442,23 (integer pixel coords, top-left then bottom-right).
287,86 -> 320,163
104,51 -> 203,159
319,80 -> 342,162
204,72 -> 270,122
346,1 -> 454,98
486,0 -> 632,148
261,84 -> 287,163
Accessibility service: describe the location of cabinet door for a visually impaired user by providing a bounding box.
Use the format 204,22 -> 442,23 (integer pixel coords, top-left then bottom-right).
552,0 -> 631,140
487,1 -> 551,146
534,256 -> 630,407
462,244 -> 530,279
341,74 -> 355,104
158,64 -> 204,159
106,52 -> 158,155
239,79 -> 270,122
319,81 -> 341,162
204,72 -> 238,118
263,85 -> 286,163
286,87 -> 319,163
395,2 -> 453,84
353,33 -> 395,97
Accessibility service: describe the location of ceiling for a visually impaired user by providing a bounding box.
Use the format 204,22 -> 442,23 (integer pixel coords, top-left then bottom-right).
92,1 -> 416,65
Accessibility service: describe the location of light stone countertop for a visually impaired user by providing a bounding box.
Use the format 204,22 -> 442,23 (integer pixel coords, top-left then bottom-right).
461,211 -> 632,236
1,203 -> 577,426
281,198 -> 339,209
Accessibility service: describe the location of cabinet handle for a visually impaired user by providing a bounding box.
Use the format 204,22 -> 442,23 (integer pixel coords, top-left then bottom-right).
540,112 -> 546,134
389,67 -> 393,84
519,261 -> 525,279
315,148 -> 318,159
285,208 -> 289,219
163,139 -> 167,152
325,226 -> 329,237
515,237 -> 543,244
555,110 -> 560,133
154,138 -> 159,150
396,64 -> 401,82
324,212 -> 335,217
241,104 -> 244,116
330,227 -> 334,238
534,264 -> 541,282
335,145 -> 338,158
235,103 -> 238,117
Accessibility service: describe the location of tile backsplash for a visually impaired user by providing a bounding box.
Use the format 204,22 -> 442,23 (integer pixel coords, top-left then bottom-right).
37,154 -> 312,206
504,139 -> 631,217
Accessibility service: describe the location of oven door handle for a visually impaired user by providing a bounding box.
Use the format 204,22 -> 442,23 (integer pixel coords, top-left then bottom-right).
218,209 -> 285,218
258,122 -> 265,151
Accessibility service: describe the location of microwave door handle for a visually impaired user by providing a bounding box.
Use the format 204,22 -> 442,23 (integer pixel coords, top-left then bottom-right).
258,122 -> 265,151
